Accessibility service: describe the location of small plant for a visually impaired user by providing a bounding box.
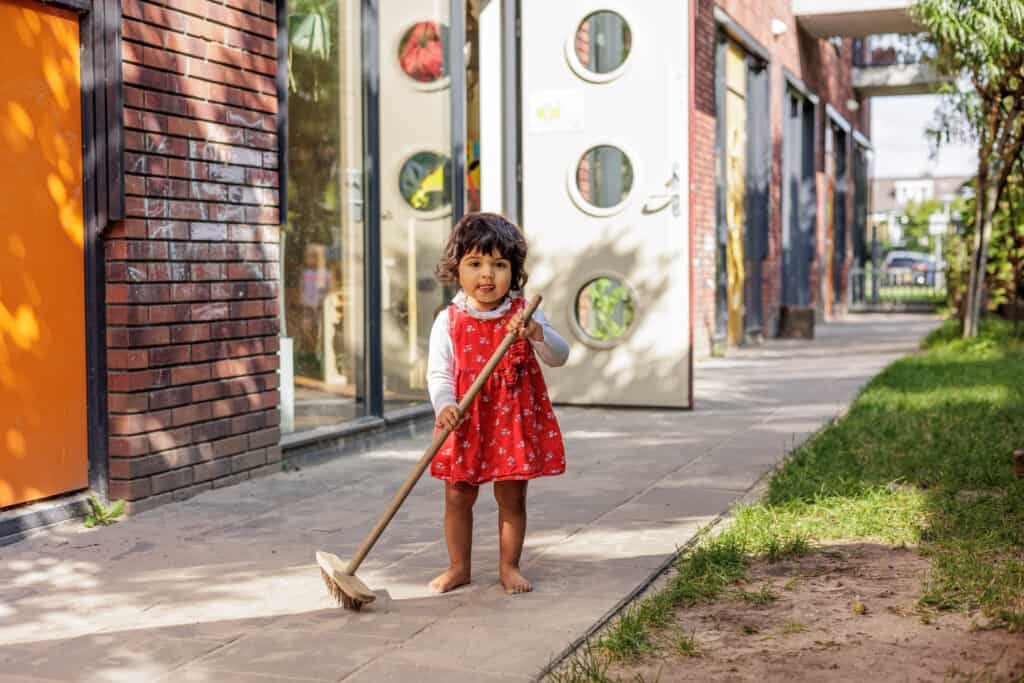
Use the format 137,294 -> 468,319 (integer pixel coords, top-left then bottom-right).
737,584 -> 779,606
547,641 -> 612,683
780,622 -> 808,635
84,493 -> 125,528
764,534 -> 812,563
601,604 -> 653,660
852,601 -> 867,616
740,624 -> 759,635
674,631 -> 702,657
631,668 -> 663,683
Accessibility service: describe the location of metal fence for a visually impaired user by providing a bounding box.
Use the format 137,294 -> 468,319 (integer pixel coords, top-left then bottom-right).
849,264 -> 947,311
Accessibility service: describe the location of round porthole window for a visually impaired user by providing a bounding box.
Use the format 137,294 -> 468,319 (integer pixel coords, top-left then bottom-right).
398,21 -> 450,85
574,276 -> 636,346
399,151 -> 451,212
573,145 -> 634,212
568,10 -> 632,82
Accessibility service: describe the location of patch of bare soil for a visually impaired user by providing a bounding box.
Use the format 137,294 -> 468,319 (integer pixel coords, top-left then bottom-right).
606,544 -> 1024,682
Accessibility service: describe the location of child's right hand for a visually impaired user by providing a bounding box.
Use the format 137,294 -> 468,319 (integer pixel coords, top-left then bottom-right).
435,405 -> 462,432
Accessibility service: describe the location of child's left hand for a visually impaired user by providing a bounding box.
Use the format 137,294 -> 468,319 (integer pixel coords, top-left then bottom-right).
507,310 -> 544,342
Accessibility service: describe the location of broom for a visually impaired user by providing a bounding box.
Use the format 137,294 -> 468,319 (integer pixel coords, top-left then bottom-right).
316,295 -> 543,610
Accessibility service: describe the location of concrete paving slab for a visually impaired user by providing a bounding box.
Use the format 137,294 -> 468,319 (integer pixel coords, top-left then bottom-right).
0,314 -> 939,681
4,633 -> 222,683
393,620 -> 572,679
161,669 -> 328,683
344,658 -> 529,682
268,606 -> 438,641
0,675 -> 65,683
595,485 -> 742,526
183,630 -> 397,681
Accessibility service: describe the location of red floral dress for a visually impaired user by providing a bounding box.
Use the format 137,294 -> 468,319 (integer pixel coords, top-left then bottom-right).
431,298 -> 566,485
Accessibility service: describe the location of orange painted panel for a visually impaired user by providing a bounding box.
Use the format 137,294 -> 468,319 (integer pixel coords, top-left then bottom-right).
0,0 -> 87,508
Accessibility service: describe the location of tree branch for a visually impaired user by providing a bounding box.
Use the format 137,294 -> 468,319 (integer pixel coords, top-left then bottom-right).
990,113 -> 1024,218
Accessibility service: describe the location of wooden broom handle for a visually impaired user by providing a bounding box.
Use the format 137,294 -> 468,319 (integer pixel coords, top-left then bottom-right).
344,295 -> 543,575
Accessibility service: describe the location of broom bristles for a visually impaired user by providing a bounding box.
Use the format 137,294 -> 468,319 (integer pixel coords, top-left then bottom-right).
320,568 -> 364,611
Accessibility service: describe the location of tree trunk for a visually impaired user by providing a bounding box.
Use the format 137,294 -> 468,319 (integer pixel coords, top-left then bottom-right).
964,182 -> 998,338
963,177 -> 986,338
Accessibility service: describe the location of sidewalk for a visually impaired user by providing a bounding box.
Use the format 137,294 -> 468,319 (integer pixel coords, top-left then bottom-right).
0,314 -> 938,683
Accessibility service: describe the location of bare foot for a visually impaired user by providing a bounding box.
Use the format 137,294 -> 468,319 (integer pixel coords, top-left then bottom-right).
429,566 -> 471,594
500,566 -> 533,595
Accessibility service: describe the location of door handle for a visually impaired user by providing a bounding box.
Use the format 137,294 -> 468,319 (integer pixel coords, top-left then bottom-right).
642,194 -> 674,214
643,162 -> 681,216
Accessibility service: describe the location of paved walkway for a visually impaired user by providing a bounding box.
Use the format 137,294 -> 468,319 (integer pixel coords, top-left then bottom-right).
0,314 -> 938,682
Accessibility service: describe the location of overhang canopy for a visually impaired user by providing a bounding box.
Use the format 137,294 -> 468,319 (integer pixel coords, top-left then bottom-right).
792,0 -> 922,38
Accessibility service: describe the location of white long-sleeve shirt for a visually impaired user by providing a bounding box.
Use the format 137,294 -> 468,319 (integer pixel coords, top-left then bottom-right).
427,291 -> 570,414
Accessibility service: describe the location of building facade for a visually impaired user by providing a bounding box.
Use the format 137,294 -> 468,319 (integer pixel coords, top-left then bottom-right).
693,1 -> 872,355
2,0 -> 876,536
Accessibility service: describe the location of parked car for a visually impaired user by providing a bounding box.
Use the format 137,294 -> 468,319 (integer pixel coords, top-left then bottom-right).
884,251 -> 937,286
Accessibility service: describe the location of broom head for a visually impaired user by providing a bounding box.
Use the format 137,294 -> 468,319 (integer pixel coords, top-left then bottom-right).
316,550 -> 377,611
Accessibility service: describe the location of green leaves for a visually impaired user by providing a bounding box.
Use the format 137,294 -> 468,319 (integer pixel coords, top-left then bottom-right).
84,493 -> 126,528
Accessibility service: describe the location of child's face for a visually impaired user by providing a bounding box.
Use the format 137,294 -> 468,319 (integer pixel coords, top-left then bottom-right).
458,247 -> 512,310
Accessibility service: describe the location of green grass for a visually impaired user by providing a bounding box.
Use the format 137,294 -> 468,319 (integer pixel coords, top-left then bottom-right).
735,584 -> 779,606
779,622 -> 809,635
673,632 -> 702,657
549,318 -> 1024,682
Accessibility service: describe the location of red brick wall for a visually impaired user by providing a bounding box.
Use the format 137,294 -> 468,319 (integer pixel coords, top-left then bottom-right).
693,1 -> 871,355
693,0 -> 717,355
106,0 -> 282,511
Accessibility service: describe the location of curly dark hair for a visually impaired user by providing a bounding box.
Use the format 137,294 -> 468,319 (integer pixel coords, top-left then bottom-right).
435,212 -> 529,291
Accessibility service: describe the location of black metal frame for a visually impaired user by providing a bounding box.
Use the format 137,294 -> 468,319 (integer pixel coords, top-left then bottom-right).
83,0 -> 123,502
851,132 -> 873,270
744,59 -> 770,339
1,0 -> 123,543
825,105 -> 850,309
362,0 -> 383,417
780,70 -> 820,311
277,0 -> 288,224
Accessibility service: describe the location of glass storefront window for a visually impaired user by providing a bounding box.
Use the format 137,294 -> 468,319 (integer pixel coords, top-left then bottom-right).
283,0 -> 366,434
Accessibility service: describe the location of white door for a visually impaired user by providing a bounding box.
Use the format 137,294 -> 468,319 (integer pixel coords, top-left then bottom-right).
379,1 -> 454,403
520,0 -> 691,407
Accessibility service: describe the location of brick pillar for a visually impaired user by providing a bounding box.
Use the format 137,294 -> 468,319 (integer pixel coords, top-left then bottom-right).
692,0 -> 718,357
107,0 -> 282,511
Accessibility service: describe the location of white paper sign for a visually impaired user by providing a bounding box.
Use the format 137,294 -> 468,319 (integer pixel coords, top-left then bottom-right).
528,89 -> 584,134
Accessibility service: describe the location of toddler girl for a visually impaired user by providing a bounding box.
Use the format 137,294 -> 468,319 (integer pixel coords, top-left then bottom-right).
427,212 -> 569,595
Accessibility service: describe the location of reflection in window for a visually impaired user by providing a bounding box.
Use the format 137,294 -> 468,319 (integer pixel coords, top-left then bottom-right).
398,22 -> 449,83
576,145 -> 633,209
285,0 -> 365,433
399,151 -> 452,211
576,277 -> 635,342
574,11 -> 631,75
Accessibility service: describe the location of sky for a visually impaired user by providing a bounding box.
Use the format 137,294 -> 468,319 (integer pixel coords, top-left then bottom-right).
870,94 -> 977,179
